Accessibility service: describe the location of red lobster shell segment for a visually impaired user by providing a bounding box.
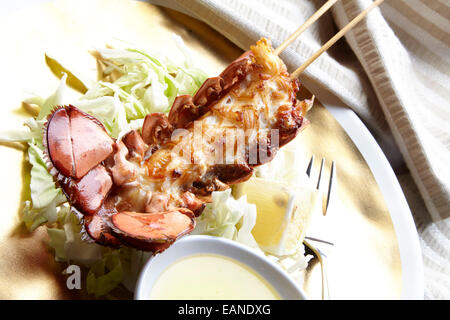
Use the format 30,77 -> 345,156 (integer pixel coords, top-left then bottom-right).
62,165 -> 113,215
111,209 -> 195,251
43,38 -> 312,252
46,105 -> 114,179
84,208 -> 121,247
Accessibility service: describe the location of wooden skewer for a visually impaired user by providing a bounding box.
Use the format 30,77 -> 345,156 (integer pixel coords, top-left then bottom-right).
274,0 -> 339,56
291,0 -> 385,79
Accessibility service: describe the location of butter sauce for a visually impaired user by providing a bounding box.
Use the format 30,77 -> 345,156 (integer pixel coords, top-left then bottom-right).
149,254 -> 280,300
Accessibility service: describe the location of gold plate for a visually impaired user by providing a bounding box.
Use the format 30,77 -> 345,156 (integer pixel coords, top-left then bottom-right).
0,0 -> 401,299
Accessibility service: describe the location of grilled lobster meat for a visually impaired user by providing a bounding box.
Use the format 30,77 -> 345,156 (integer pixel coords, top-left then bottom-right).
43,38 -> 313,252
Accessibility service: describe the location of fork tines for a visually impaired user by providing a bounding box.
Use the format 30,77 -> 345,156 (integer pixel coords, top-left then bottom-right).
306,155 -> 336,215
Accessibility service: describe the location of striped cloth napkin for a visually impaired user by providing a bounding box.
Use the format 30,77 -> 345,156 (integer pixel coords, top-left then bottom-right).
150,0 -> 450,299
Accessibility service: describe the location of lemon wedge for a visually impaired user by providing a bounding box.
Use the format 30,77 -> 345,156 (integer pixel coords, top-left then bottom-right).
233,177 -> 321,256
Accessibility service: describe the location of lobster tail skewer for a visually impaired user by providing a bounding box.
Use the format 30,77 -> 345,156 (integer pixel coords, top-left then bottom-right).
43,38 -> 312,252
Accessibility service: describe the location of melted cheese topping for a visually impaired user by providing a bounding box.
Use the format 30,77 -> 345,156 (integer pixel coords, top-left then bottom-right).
117,38 -> 299,211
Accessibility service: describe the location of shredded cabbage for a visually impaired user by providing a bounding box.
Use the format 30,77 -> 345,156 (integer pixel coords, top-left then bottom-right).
47,206 -> 103,265
86,250 -> 124,298
38,74 -> 69,120
22,142 -> 66,231
192,189 -> 261,251
85,44 -> 207,118
28,142 -> 61,208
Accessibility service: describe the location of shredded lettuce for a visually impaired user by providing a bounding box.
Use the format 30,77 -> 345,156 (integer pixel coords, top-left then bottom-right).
47,228 -> 67,261
28,142 -> 61,208
38,74 -> 69,120
22,142 -> 66,231
48,206 -> 103,265
118,248 -> 151,293
192,189 -> 261,251
86,44 -> 208,118
86,250 -> 124,298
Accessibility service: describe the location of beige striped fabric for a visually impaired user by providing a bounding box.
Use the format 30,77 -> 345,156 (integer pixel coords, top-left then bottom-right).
151,0 -> 450,298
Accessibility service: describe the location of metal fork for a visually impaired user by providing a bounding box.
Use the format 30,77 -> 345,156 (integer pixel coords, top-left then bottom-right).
305,155 -> 336,215
303,155 -> 336,300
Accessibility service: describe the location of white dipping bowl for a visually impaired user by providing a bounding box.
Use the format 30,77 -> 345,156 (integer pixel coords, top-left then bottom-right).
135,235 -> 306,300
